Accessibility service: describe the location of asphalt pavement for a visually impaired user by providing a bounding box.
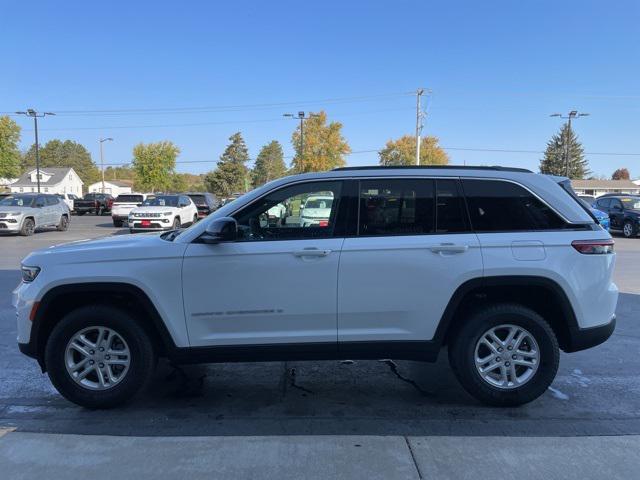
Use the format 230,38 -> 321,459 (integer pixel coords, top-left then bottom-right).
0,215 -> 639,478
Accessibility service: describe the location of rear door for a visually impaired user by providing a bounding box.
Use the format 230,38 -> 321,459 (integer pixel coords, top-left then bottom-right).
337,177 -> 483,343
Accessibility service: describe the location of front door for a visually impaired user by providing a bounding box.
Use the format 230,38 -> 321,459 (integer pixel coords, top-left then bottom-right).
337,178 -> 483,343
182,180 -> 346,347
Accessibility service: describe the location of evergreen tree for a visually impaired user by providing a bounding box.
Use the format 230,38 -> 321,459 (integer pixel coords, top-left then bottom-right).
0,116 -> 21,179
204,132 -> 250,197
539,123 -> 589,179
252,140 -> 286,186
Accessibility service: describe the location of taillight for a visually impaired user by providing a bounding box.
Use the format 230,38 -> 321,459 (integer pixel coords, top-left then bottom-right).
571,239 -> 614,254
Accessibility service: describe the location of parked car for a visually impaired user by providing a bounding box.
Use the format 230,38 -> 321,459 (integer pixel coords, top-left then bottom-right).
111,193 -> 152,227
15,166 -> 617,408
300,194 -> 334,227
75,193 -> 114,216
0,193 -> 69,236
577,197 -> 610,231
578,195 -> 596,206
594,195 -> 640,237
128,194 -> 198,232
186,192 -> 219,219
55,193 -> 79,212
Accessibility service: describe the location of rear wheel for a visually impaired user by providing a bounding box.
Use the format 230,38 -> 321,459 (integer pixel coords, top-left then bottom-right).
623,220 -> 636,238
57,215 -> 69,231
45,305 -> 156,409
448,303 -> 559,407
20,218 -> 35,236
113,219 -> 123,227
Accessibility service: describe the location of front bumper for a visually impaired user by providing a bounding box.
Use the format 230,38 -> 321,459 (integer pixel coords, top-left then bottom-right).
129,218 -> 172,231
564,315 -> 616,352
0,218 -> 22,232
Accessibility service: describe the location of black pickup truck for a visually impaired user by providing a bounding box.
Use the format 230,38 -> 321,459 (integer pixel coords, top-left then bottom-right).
74,193 -> 114,215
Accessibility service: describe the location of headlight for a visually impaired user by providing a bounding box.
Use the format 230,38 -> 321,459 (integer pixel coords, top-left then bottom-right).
21,266 -> 40,283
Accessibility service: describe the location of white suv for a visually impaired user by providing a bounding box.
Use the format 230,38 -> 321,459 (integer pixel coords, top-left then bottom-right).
14,166 -> 618,408
128,194 -> 198,232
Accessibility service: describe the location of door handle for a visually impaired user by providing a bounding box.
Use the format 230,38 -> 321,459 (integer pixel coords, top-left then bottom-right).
429,244 -> 468,254
293,248 -> 332,257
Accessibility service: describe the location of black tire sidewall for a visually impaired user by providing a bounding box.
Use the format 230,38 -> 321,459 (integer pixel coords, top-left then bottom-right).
45,305 -> 155,409
624,221 -> 636,238
449,304 -> 559,407
21,218 -> 35,236
173,217 -> 181,229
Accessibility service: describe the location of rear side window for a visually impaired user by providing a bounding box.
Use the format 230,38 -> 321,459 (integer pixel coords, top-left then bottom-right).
115,195 -> 144,203
45,196 -> 58,206
595,198 -> 610,210
359,179 -> 434,236
188,194 -> 206,205
436,179 -> 468,233
462,179 -> 566,231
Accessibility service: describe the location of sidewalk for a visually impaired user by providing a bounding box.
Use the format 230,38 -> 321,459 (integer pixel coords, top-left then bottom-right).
0,428 -> 638,479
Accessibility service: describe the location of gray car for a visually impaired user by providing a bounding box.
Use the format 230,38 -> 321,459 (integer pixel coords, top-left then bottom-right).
0,193 -> 70,236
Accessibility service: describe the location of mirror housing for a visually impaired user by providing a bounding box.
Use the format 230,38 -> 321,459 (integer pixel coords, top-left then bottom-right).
200,217 -> 237,244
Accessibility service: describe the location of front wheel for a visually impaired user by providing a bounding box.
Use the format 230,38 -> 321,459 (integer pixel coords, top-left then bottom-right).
172,217 -> 181,229
623,220 -> 637,238
113,219 -> 123,228
192,214 -> 198,225
20,218 -> 35,236
448,303 -> 559,407
45,305 -> 156,409
57,215 -> 69,231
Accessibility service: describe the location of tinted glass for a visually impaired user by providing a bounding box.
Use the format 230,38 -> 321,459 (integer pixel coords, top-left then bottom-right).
462,179 -> 566,231
0,195 -> 35,207
359,179 -> 434,236
115,195 -> 144,203
234,181 -> 342,241
143,195 -> 179,207
595,198 -> 611,209
188,194 -> 207,206
45,196 -> 58,206
436,179 -> 468,233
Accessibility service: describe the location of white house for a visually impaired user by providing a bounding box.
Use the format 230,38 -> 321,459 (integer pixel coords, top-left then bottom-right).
87,180 -> 133,196
10,167 -> 84,195
571,179 -> 640,197
0,177 -> 18,188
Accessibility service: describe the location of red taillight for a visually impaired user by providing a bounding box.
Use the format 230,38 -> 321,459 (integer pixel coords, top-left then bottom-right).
319,220 -> 329,227
571,239 -> 614,254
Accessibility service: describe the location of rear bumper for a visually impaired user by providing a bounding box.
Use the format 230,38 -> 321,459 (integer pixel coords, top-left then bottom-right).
565,315 -> 616,352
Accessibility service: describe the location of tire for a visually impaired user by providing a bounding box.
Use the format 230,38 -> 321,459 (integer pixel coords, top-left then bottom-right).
20,218 -> 35,236
172,217 -> 181,229
44,305 -> 156,409
192,214 -> 198,225
623,220 -> 637,238
113,219 -> 123,228
98,206 -> 105,216
56,215 -> 69,231
77,211 -> 86,216
448,303 -> 559,407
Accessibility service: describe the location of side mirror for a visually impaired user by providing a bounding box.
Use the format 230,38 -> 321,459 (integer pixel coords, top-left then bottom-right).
200,217 -> 237,244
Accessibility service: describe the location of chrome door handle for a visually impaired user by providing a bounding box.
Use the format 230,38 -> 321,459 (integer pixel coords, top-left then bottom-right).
429,244 -> 468,254
293,248 -> 332,257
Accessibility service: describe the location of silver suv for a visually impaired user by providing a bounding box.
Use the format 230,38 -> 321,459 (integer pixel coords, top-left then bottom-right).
0,193 -> 70,236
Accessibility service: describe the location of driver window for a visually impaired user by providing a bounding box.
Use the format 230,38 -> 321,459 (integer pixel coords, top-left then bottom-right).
234,181 -> 342,241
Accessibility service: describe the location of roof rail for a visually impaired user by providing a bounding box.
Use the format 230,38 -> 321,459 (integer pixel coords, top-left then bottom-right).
332,165 -> 532,173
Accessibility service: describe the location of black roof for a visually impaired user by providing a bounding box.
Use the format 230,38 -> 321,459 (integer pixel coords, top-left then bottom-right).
333,165 -> 532,173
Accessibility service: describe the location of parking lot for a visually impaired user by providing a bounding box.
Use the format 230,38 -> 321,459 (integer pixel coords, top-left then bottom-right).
0,213 -> 639,439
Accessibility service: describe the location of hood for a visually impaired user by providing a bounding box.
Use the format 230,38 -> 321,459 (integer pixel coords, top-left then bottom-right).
0,206 -> 32,214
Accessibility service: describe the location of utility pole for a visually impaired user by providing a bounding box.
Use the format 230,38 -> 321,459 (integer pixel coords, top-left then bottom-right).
550,111 -> 589,177
15,109 -> 56,193
99,138 -> 114,193
415,88 -> 424,165
283,111 -> 318,167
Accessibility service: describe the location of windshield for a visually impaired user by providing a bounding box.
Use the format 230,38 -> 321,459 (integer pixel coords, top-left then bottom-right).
621,197 -> 640,210
188,195 -> 207,205
0,195 -> 34,207
143,195 -> 179,207
116,195 -> 144,203
304,198 -> 333,209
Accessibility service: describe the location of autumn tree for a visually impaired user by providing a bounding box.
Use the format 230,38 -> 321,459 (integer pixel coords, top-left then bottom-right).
104,165 -> 135,182
204,132 -> 250,197
612,168 -> 630,180
131,141 -> 180,192
0,116 -> 21,179
539,123 -> 589,179
378,135 -> 449,166
22,139 -> 101,185
252,140 -> 286,186
290,111 -> 350,173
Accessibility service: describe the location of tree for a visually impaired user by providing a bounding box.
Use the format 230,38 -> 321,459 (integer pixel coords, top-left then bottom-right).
131,141 -> 180,192
22,139 -> 101,185
378,135 -> 449,166
204,132 -> 250,197
612,168 -> 630,180
0,116 -> 21,179
104,165 -> 135,182
252,140 -> 286,186
539,123 -> 590,179
170,173 -> 206,192
290,111 -> 350,173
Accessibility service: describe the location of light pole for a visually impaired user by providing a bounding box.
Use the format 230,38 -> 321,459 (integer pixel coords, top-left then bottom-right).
550,111 -> 589,177
283,111 -> 318,164
99,138 -> 114,193
415,88 -> 424,165
15,109 -> 55,193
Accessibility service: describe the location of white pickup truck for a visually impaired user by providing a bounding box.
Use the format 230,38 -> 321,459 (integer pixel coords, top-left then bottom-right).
111,194 -> 152,227
55,193 -> 79,212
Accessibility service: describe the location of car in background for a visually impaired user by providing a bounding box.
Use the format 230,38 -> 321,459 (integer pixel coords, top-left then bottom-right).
220,192 -> 244,206
111,193 -> 152,227
128,194 -> 198,233
75,193 -> 114,216
300,195 -> 333,227
55,193 -> 79,212
0,193 -> 69,236
594,195 -> 640,237
578,195 -> 596,206
186,192 -> 219,219
0,192 -> 11,200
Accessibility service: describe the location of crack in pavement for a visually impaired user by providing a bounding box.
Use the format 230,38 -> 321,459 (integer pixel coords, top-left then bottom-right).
380,360 -> 430,397
289,368 -> 313,395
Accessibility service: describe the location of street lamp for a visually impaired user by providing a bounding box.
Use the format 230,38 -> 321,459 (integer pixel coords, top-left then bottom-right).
99,137 -> 114,193
15,109 -> 56,193
549,111 -> 590,177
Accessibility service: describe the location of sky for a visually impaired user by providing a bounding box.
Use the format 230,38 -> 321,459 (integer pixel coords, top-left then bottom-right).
2,0 -> 639,178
